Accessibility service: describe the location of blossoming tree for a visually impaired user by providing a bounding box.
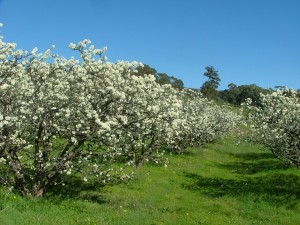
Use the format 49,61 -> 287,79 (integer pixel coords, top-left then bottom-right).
0,26 -> 239,197
244,90 -> 300,168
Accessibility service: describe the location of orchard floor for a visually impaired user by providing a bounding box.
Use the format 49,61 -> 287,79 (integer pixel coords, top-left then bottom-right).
1,137 -> 300,225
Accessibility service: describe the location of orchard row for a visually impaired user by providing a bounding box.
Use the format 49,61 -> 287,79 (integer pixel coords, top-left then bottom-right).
0,36 -> 239,197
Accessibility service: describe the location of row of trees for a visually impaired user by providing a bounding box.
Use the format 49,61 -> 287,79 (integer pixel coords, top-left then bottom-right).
2,25 -> 297,199
199,66 -> 300,169
244,90 -> 300,168
0,34 -> 239,197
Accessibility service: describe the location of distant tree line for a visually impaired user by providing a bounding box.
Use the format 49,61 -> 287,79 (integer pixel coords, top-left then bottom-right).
132,64 -> 297,106
132,64 -> 184,90
219,83 -> 271,106
199,66 -> 274,106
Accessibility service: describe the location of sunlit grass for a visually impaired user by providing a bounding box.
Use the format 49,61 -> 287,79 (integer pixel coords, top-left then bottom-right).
1,137 -> 300,225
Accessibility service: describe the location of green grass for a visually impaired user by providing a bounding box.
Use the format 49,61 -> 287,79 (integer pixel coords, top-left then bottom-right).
1,137 -> 300,225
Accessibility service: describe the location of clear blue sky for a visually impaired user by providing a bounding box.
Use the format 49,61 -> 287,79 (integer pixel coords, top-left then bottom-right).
0,0 -> 299,90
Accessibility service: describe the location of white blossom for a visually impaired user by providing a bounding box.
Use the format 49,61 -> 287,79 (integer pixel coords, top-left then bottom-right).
69,43 -> 76,49
244,89 -> 300,167
0,33 -> 239,197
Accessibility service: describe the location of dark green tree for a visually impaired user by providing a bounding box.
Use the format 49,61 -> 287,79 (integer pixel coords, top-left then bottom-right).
200,66 -> 221,100
228,83 -> 237,90
133,64 -> 184,90
220,84 -> 271,106
157,73 -> 170,85
220,83 -> 239,105
132,64 -> 158,79
169,76 -> 184,90
157,73 -> 184,89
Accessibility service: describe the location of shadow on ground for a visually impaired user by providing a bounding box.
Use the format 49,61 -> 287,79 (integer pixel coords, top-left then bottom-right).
228,151 -> 274,160
219,161 -> 290,175
219,152 -> 291,175
46,176 -> 107,204
182,151 -> 300,208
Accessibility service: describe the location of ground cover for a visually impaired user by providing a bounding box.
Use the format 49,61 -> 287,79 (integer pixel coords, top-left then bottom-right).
1,137 -> 300,225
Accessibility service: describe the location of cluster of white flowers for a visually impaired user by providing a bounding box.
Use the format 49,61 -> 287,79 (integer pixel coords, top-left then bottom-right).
168,90 -> 240,153
244,89 -> 300,168
0,30 -> 239,197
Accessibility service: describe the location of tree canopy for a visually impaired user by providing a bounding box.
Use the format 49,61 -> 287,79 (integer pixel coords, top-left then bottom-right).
133,64 -> 184,90
220,84 -> 271,106
200,66 -> 221,100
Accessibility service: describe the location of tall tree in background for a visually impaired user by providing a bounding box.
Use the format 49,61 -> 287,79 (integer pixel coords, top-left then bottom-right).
200,66 -> 221,100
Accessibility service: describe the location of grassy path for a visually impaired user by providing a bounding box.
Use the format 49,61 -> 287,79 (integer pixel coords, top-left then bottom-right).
1,137 -> 300,224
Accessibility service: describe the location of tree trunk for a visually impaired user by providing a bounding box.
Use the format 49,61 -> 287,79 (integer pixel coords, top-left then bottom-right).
5,151 -> 30,197
135,156 -> 147,170
32,187 -> 45,198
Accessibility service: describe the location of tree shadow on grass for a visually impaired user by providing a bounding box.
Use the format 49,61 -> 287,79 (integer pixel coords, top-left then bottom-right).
46,176 -> 107,204
220,152 -> 292,175
182,151 -> 300,208
228,152 -> 275,161
183,172 -> 300,208
218,160 -> 291,175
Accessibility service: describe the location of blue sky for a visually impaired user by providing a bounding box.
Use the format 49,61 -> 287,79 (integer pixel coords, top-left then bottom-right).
0,0 -> 299,90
